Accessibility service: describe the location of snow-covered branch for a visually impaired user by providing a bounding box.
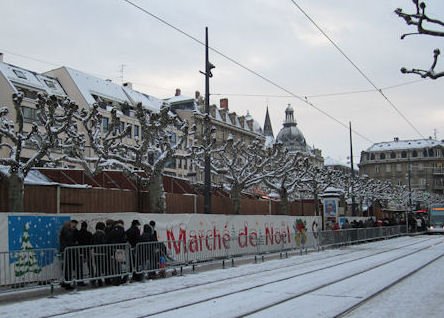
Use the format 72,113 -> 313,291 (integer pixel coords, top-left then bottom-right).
395,1 -> 444,79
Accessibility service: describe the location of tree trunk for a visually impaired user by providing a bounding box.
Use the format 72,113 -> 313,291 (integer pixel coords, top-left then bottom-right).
231,186 -> 241,214
148,174 -> 165,213
279,189 -> 289,215
9,173 -> 24,212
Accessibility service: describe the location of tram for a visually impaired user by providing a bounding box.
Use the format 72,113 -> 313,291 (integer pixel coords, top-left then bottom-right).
428,204 -> 444,234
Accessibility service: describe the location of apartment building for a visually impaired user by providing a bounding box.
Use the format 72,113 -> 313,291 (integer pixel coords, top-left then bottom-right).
359,137 -> 444,194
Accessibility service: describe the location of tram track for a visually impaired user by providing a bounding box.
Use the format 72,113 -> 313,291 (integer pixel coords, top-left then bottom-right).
39,237 -> 437,318
334,249 -> 444,318
238,239 -> 444,317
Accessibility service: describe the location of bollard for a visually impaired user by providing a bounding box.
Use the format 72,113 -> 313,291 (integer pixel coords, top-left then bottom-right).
280,252 -> 283,259
192,264 -> 196,272
222,260 -> 225,269
254,255 -> 257,263
180,266 -> 183,276
285,252 -> 288,258
261,255 -> 264,262
231,258 -> 234,267
49,282 -> 55,298
73,281 -> 78,293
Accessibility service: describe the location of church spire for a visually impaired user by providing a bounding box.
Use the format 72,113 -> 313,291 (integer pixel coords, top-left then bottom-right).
263,106 -> 274,138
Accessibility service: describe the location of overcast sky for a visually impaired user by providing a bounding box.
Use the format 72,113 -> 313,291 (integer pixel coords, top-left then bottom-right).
1,0 -> 443,163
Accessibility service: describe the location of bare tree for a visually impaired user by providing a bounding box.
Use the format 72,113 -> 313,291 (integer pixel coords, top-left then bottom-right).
395,0 -> 444,79
263,153 -> 308,215
201,135 -> 284,214
62,102 -> 189,213
0,93 -> 79,211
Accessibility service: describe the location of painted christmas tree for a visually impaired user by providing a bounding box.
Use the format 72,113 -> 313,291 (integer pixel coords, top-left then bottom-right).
15,222 -> 41,277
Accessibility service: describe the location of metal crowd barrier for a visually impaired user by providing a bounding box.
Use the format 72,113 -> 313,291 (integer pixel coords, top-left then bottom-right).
0,248 -> 59,291
62,243 -> 132,285
0,225 -> 407,292
318,225 -> 404,248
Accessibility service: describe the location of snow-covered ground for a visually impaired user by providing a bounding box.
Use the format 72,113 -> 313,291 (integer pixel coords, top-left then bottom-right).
1,235 -> 443,318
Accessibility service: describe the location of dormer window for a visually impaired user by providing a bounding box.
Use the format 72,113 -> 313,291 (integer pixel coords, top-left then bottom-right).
44,79 -> 56,89
13,69 -> 27,79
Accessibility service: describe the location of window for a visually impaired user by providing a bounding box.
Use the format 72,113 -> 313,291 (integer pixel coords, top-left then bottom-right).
184,159 -> 188,170
126,124 -> 132,138
418,163 -> 424,171
119,122 -> 125,133
429,149 -> 434,157
178,159 -> 182,169
380,153 -> 386,160
386,164 -> 391,172
423,149 -> 428,157
17,87 -> 39,99
390,152 -> 396,159
44,79 -> 56,89
165,159 -> 176,169
370,153 -> 375,160
412,150 -> 418,157
401,151 -> 407,158
396,164 -> 402,172
375,166 -> 380,174
134,125 -> 140,139
169,133 -> 177,145
22,106 -> 37,122
13,69 -> 27,79
102,117 -> 109,132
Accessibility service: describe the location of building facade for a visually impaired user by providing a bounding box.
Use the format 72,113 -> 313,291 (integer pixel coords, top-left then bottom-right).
359,137 -> 444,195
0,54 -> 268,181
0,55 -> 68,163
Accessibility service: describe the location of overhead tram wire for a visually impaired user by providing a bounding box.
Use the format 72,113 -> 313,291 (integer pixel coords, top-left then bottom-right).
289,0 -> 425,139
213,79 -> 426,99
122,0 -> 374,144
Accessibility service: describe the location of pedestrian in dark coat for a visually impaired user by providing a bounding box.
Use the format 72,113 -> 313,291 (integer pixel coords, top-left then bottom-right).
105,220 -> 127,285
92,222 -> 106,245
77,221 -> 93,282
126,220 -> 141,248
59,220 -> 78,252
92,222 -> 107,286
106,220 -> 126,244
59,220 -> 79,288
77,221 -> 93,246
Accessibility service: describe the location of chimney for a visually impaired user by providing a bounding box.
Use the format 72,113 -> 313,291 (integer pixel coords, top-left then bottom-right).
0,53 -> 3,63
123,82 -> 133,90
220,98 -> 228,110
394,137 -> 399,142
175,88 -> 181,96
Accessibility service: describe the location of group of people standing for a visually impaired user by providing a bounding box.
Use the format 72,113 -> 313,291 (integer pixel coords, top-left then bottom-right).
59,218 -> 163,290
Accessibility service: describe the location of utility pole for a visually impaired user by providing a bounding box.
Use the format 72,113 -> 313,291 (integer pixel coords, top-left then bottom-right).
407,152 -> 412,233
203,27 -> 215,214
349,122 -> 356,217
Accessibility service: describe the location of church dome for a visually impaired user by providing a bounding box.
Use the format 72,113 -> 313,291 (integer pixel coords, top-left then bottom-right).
276,126 -> 307,152
276,104 -> 308,153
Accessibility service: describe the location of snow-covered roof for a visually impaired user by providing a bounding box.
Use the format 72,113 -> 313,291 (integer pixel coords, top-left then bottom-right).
166,95 -> 195,104
245,112 -> 263,134
0,166 -> 89,188
324,156 -> 348,167
366,138 -> 444,152
64,67 -> 131,106
0,62 -> 66,97
264,135 -> 274,148
122,87 -> 162,113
